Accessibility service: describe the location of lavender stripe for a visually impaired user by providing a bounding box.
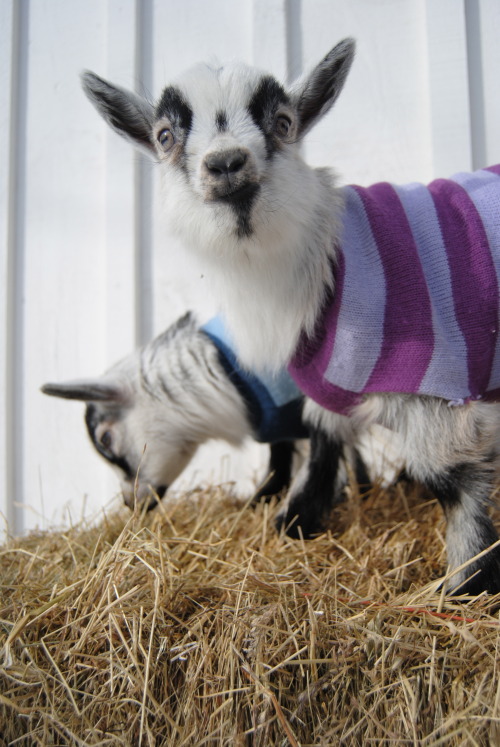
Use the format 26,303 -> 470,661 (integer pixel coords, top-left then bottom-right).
288,255 -> 345,403
324,186 -> 386,393
448,169 -> 500,391
394,182 -> 469,399
428,177 -> 499,397
356,182 -> 434,393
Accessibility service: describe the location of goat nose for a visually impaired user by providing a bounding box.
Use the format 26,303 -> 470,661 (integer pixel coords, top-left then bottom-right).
205,149 -> 247,176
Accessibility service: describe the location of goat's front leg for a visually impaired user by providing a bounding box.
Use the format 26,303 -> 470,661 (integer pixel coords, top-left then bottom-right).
275,400 -> 358,538
275,425 -> 344,538
427,462 -> 500,595
253,441 -> 297,503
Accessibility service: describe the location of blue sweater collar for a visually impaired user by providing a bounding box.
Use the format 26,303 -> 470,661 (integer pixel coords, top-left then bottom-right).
202,318 -> 307,443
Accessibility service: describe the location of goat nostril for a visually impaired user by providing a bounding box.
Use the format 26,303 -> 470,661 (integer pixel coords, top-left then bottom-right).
227,151 -> 247,173
205,150 -> 247,176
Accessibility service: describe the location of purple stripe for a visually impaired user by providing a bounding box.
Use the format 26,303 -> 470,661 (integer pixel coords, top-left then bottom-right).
354,183 -> 435,393
287,371 -> 362,416
450,169 -> 500,392
428,177 -> 499,397
288,256 -> 345,407
394,182 -> 470,399
486,165 -> 500,177
484,387 -> 500,403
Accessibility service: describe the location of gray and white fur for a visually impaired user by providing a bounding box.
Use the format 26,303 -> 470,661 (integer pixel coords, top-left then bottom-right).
81,40 -> 500,594
42,313 -> 305,509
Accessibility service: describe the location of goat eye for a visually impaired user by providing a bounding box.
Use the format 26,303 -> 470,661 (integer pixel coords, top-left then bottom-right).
157,128 -> 175,151
275,115 -> 292,138
100,431 -> 112,450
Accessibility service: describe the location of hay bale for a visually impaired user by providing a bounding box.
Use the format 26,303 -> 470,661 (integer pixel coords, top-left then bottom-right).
1,481 -> 499,745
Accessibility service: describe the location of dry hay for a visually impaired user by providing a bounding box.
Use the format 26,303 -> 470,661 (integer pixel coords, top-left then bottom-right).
1,479 -> 500,746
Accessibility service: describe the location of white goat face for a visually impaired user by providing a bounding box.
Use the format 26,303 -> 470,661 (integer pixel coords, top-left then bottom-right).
157,63 -> 272,208
86,397 -> 197,509
42,377 -> 197,510
81,39 -> 355,244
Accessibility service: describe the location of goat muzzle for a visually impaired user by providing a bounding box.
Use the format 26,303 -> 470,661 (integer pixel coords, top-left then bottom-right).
204,148 -> 248,176
201,146 -> 259,202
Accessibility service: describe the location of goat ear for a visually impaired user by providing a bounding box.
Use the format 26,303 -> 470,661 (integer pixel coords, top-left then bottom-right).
41,379 -> 125,403
291,38 -> 355,138
81,71 -> 155,157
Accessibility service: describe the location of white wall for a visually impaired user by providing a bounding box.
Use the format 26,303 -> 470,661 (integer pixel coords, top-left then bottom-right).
2,0 -> 500,534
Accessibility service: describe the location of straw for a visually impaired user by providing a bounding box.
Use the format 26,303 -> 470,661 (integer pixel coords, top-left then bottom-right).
1,479 -> 499,745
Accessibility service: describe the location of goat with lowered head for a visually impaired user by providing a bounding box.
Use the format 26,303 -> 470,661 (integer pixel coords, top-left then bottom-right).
82,40 -> 500,595
43,311 -> 378,519
42,313 -> 309,509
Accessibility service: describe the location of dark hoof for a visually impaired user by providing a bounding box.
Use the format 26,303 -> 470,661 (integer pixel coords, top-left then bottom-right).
449,547 -> 500,597
275,509 -> 326,539
252,474 -> 288,504
252,441 -> 296,504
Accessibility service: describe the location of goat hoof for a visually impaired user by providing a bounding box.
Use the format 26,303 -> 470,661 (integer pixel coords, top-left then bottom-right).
449,548 -> 500,597
252,478 -> 287,505
275,510 -> 325,540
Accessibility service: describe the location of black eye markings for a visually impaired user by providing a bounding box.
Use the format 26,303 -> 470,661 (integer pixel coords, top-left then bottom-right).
247,76 -> 291,159
248,76 -> 290,131
156,86 -> 193,133
85,404 -> 134,478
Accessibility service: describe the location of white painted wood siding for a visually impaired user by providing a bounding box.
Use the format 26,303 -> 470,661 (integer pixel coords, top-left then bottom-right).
2,0 -> 499,534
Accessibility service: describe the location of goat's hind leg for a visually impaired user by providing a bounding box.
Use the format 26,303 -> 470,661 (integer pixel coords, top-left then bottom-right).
369,395 -> 500,596
428,461 -> 500,595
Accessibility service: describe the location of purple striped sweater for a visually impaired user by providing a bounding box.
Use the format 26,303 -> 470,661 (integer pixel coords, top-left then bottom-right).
288,165 -> 500,415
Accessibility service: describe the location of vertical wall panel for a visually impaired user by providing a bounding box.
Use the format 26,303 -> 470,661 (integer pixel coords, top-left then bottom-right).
425,0 -> 473,176
103,0 -> 139,364
22,0 -> 110,531
0,0 -> 28,536
252,0 -> 290,80
479,0 -> 500,167
465,0 -> 487,170
465,0 -> 500,170
134,0 -> 155,347
98,0 -> 154,359
0,0 -> 11,533
98,0 -> 146,501
300,0 -> 433,185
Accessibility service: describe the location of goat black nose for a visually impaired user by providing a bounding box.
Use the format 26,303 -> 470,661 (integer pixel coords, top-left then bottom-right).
205,149 -> 247,176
